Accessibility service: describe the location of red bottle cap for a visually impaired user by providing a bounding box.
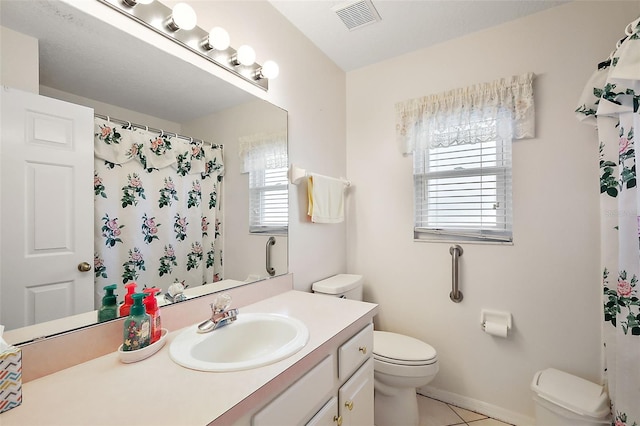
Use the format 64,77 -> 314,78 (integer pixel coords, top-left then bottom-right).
143,287 -> 161,313
119,282 -> 138,317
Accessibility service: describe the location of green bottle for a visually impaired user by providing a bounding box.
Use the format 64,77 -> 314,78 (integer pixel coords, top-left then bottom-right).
122,293 -> 151,351
98,284 -> 118,323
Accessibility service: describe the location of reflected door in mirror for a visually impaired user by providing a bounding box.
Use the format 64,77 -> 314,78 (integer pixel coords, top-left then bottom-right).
0,88 -> 94,330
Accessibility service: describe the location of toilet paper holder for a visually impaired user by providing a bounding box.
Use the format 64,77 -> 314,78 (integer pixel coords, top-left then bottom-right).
480,309 -> 512,332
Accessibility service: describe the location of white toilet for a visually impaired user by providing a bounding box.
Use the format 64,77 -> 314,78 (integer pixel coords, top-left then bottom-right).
312,274 -> 439,426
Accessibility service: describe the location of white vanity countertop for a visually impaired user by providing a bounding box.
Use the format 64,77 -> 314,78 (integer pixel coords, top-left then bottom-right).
1,290 -> 378,425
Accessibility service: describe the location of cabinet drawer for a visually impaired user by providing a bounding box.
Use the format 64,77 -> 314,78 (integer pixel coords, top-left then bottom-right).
253,355 -> 335,426
338,323 -> 373,379
306,397 -> 337,426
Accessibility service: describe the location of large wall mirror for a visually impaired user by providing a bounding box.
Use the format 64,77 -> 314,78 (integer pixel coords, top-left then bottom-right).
0,0 -> 288,344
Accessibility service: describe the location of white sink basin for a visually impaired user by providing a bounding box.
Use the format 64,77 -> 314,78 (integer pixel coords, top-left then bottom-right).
169,313 -> 309,372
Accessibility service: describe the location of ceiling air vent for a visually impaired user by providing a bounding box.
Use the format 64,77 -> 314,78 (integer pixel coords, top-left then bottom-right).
332,0 -> 381,31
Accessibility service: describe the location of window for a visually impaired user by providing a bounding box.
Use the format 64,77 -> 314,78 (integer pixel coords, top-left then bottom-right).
249,167 -> 288,234
238,130 -> 288,234
396,73 -> 534,244
413,116 -> 512,242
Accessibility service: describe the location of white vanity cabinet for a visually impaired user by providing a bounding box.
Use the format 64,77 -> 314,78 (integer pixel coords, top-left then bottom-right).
1,290 -> 379,426
253,323 -> 374,426
338,323 -> 373,380
306,397 -> 338,426
309,357 -> 374,426
336,358 -> 374,426
252,355 -> 336,425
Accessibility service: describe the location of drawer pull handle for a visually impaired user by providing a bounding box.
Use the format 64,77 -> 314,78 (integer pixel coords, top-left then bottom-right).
345,400 -> 354,411
333,415 -> 343,426
358,346 -> 367,354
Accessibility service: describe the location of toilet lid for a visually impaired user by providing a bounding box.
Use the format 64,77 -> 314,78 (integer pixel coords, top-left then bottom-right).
373,331 -> 437,364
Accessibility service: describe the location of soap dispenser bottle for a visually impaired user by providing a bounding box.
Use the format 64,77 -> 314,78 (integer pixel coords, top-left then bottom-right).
122,293 -> 151,351
98,284 -> 118,323
119,282 -> 137,317
143,287 -> 162,343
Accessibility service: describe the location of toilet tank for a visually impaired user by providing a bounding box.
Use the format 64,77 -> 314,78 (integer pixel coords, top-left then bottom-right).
312,274 -> 363,300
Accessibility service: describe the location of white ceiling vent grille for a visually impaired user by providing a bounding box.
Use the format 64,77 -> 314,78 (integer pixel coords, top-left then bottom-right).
332,0 -> 381,31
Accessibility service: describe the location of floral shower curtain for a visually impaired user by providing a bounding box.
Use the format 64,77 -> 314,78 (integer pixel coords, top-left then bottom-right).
93,117 -> 224,305
576,17 -> 639,426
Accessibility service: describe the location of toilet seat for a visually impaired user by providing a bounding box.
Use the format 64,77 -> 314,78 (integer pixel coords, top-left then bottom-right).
373,331 -> 438,379
373,331 -> 437,366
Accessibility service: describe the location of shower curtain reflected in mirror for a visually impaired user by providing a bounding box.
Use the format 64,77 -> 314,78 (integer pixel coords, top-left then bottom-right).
93,117 -> 224,306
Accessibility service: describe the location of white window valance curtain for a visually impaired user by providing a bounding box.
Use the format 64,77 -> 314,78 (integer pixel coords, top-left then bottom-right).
239,130 -> 288,173
395,72 -> 535,154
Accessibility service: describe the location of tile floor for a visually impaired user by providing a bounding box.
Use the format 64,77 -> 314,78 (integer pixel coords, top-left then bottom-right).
418,395 -> 514,426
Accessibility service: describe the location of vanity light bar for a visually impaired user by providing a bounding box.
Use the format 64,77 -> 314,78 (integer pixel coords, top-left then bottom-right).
97,0 -> 276,91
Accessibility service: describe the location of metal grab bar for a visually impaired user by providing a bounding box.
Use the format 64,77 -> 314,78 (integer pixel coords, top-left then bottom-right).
449,245 -> 463,303
266,237 -> 276,276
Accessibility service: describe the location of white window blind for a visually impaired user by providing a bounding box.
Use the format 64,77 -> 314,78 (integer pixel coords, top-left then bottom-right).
239,130 -> 288,234
413,118 -> 513,242
397,73 -> 532,243
249,167 -> 288,234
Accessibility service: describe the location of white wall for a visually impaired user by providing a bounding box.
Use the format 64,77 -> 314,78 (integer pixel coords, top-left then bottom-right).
40,86 -> 182,133
0,26 -> 39,93
345,1 -> 639,423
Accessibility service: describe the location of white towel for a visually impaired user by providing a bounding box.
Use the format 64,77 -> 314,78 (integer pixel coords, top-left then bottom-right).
307,174 -> 345,223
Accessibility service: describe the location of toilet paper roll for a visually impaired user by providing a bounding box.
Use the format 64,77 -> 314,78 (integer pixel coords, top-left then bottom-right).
483,321 -> 508,338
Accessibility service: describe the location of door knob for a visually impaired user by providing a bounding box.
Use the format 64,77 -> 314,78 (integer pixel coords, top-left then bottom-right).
77,262 -> 92,272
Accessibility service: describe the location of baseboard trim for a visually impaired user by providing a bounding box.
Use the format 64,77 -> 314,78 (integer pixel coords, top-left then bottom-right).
417,386 -> 535,426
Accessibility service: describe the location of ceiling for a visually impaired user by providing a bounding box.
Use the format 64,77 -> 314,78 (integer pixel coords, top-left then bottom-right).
268,0 -> 569,71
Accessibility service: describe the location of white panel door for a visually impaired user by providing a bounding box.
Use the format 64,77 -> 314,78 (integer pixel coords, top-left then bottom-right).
1,87 -> 94,330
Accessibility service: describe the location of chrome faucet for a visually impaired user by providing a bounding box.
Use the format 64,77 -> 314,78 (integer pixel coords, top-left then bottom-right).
197,293 -> 238,333
164,282 -> 187,303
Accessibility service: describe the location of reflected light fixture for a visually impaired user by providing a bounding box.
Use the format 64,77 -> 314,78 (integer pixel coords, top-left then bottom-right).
202,26 -> 230,51
98,0 -> 278,90
165,2 -> 197,31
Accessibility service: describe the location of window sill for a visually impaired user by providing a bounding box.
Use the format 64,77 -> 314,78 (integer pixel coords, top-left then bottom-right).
250,228 -> 288,236
413,235 -> 513,246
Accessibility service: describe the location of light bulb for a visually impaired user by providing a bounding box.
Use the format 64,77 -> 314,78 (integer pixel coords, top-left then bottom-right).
260,60 -> 279,79
204,27 -> 230,51
236,45 -> 256,66
167,2 -> 197,31
137,0 -> 154,4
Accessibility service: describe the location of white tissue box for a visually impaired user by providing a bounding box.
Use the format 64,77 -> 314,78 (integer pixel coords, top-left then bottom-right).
0,346 -> 22,413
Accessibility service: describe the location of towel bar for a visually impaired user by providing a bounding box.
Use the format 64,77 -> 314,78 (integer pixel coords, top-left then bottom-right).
288,164 -> 351,187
